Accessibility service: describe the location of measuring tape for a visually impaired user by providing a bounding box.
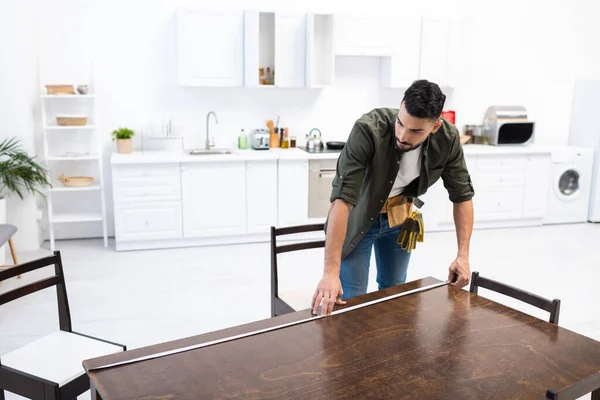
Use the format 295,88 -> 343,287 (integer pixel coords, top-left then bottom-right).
88,280 -> 450,371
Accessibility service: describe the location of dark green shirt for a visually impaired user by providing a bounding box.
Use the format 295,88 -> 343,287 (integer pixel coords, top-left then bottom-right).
326,107 -> 474,259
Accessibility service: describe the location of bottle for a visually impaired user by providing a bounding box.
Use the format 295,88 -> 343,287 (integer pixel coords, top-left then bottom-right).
290,136 -> 296,148
238,129 -> 247,149
259,68 -> 265,85
266,67 -> 272,85
281,128 -> 289,148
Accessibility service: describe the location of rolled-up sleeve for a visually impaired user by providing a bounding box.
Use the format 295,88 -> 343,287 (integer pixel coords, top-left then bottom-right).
441,133 -> 475,203
330,122 -> 374,206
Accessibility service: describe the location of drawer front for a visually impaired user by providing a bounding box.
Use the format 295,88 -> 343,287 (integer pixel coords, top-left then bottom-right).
114,182 -> 181,202
113,164 -> 180,184
113,164 -> 181,202
114,201 -> 182,241
476,155 -> 527,171
476,170 -> 526,188
474,186 -> 524,221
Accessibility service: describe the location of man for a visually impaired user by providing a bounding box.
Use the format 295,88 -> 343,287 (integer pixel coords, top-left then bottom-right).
311,80 -> 474,316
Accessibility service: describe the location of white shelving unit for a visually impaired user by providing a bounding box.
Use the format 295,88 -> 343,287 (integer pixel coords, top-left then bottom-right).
40,71 -> 108,251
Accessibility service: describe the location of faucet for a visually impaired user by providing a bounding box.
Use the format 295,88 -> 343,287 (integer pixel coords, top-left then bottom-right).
206,111 -> 218,149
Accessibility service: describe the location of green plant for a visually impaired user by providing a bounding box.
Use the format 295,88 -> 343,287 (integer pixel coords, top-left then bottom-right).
111,127 -> 135,141
0,137 -> 51,199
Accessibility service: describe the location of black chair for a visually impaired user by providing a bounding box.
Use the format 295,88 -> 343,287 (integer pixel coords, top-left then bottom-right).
469,271 -> 561,325
270,224 -> 325,317
0,251 -> 127,400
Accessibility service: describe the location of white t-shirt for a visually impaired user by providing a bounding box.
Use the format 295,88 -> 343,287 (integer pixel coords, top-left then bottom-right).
388,148 -> 422,197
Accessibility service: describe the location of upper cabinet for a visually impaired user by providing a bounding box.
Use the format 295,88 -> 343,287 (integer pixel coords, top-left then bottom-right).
176,9 -> 244,87
306,13 -> 335,87
175,8 -> 468,90
334,16 -> 393,57
379,18 -> 422,89
244,11 -> 308,88
419,18 -> 451,86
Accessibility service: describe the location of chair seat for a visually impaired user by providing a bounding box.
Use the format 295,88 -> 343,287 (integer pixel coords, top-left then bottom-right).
279,288 -> 315,312
0,224 -> 17,246
1,330 -> 123,386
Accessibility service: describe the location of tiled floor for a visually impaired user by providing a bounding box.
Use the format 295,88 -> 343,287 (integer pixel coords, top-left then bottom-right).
1,223 -> 599,399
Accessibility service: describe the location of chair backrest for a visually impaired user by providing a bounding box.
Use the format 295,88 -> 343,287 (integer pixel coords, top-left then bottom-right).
270,224 -> 325,308
469,271 -> 561,325
0,251 -> 72,331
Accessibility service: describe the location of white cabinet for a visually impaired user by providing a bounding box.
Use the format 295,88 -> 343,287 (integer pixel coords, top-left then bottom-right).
246,160 -> 278,233
112,164 -> 183,242
114,201 -> 183,241
306,13 -> 335,87
380,18 -> 422,88
419,18 -> 451,86
176,9 -> 244,87
278,159 -> 309,226
244,11 -> 308,87
181,162 -> 247,237
334,16 -> 393,56
523,154 -> 551,218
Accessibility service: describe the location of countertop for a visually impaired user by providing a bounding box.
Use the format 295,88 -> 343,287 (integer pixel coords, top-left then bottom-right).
110,144 -> 553,165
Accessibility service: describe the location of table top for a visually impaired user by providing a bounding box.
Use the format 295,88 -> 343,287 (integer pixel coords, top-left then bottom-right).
83,277 -> 600,400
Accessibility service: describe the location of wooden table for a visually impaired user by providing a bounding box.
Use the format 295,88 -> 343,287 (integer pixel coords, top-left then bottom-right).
83,277 -> 600,399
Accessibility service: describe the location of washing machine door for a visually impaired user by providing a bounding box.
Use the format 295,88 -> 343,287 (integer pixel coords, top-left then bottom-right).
554,167 -> 581,202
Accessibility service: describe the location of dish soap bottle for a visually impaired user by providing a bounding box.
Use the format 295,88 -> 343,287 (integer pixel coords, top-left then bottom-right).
238,129 -> 247,149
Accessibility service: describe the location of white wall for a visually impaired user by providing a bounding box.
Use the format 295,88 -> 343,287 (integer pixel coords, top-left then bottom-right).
9,0 -> 594,241
0,0 -> 42,252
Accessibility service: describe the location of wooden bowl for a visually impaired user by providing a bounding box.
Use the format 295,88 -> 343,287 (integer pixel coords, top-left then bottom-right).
58,174 -> 94,187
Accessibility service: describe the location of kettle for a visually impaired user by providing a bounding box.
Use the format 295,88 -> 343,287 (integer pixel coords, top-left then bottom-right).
306,128 -> 324,151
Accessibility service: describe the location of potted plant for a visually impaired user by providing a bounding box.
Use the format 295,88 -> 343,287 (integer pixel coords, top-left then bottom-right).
0,137 -> 51,224
111,127 -> 135,154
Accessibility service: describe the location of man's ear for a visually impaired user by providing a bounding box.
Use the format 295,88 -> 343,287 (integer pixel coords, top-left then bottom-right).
431,118 -> 443,134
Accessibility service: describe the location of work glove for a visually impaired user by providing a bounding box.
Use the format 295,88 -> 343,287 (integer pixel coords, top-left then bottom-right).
397,211 -> 424,252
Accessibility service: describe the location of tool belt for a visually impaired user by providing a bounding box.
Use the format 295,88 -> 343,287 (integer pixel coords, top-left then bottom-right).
380,194 -> 424,253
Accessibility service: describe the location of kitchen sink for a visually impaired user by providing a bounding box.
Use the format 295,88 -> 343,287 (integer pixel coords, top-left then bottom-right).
187,149 -> 235,156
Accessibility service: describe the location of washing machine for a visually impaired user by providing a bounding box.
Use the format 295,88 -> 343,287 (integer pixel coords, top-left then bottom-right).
544,146 -> 595,224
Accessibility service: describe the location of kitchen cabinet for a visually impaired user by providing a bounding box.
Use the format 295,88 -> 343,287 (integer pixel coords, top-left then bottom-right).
176,9 -> 244,87
419,18 -> 451,86
244,11 -> 307,87
181,162 -> 247,237
114,201 -> 183,242
334,15 -> 393,57
306,13 -> 335,87
278,159 -> 309,227
246,160 -> 278,233
379,18 -> 422,88
522,154 -> 551,218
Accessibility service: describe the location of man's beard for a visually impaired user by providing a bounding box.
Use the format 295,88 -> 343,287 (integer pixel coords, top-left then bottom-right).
396,137 -> 425,153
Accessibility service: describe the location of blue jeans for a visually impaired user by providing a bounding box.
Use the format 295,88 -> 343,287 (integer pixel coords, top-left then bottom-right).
340,213 -> 411,300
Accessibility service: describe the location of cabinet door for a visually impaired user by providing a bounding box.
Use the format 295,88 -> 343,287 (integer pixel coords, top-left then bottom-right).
114,201 -> 182,241
246,160 -> 278,233
334,16 -> 392,56
181,163 -> 247,237
446,19 -> 470,89
475,186 -> 524,221
379,18 -> 421,88
176,9 -> 243,87
419,18 -> 450,86
274,13 -> 307,87
306,13 -> 335,87
523,154 -> 551,218
278,160 -> 309,226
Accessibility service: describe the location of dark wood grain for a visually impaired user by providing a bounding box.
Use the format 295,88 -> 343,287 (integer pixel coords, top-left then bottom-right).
84,277 -> 600,400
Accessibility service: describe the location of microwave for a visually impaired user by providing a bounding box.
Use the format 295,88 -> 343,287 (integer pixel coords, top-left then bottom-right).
482,106 -> 535,145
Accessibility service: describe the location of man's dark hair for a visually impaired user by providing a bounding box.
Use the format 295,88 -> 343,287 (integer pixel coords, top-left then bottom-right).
402,80 -> 446,120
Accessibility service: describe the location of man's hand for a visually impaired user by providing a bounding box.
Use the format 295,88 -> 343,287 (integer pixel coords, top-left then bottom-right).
311,273 -> 346,316
447,256 -> 470,288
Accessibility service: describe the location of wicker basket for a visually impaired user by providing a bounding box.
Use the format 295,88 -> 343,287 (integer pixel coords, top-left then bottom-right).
58,174 -> 95,187
46,85 -> 75,95
56,115 -> 88,126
